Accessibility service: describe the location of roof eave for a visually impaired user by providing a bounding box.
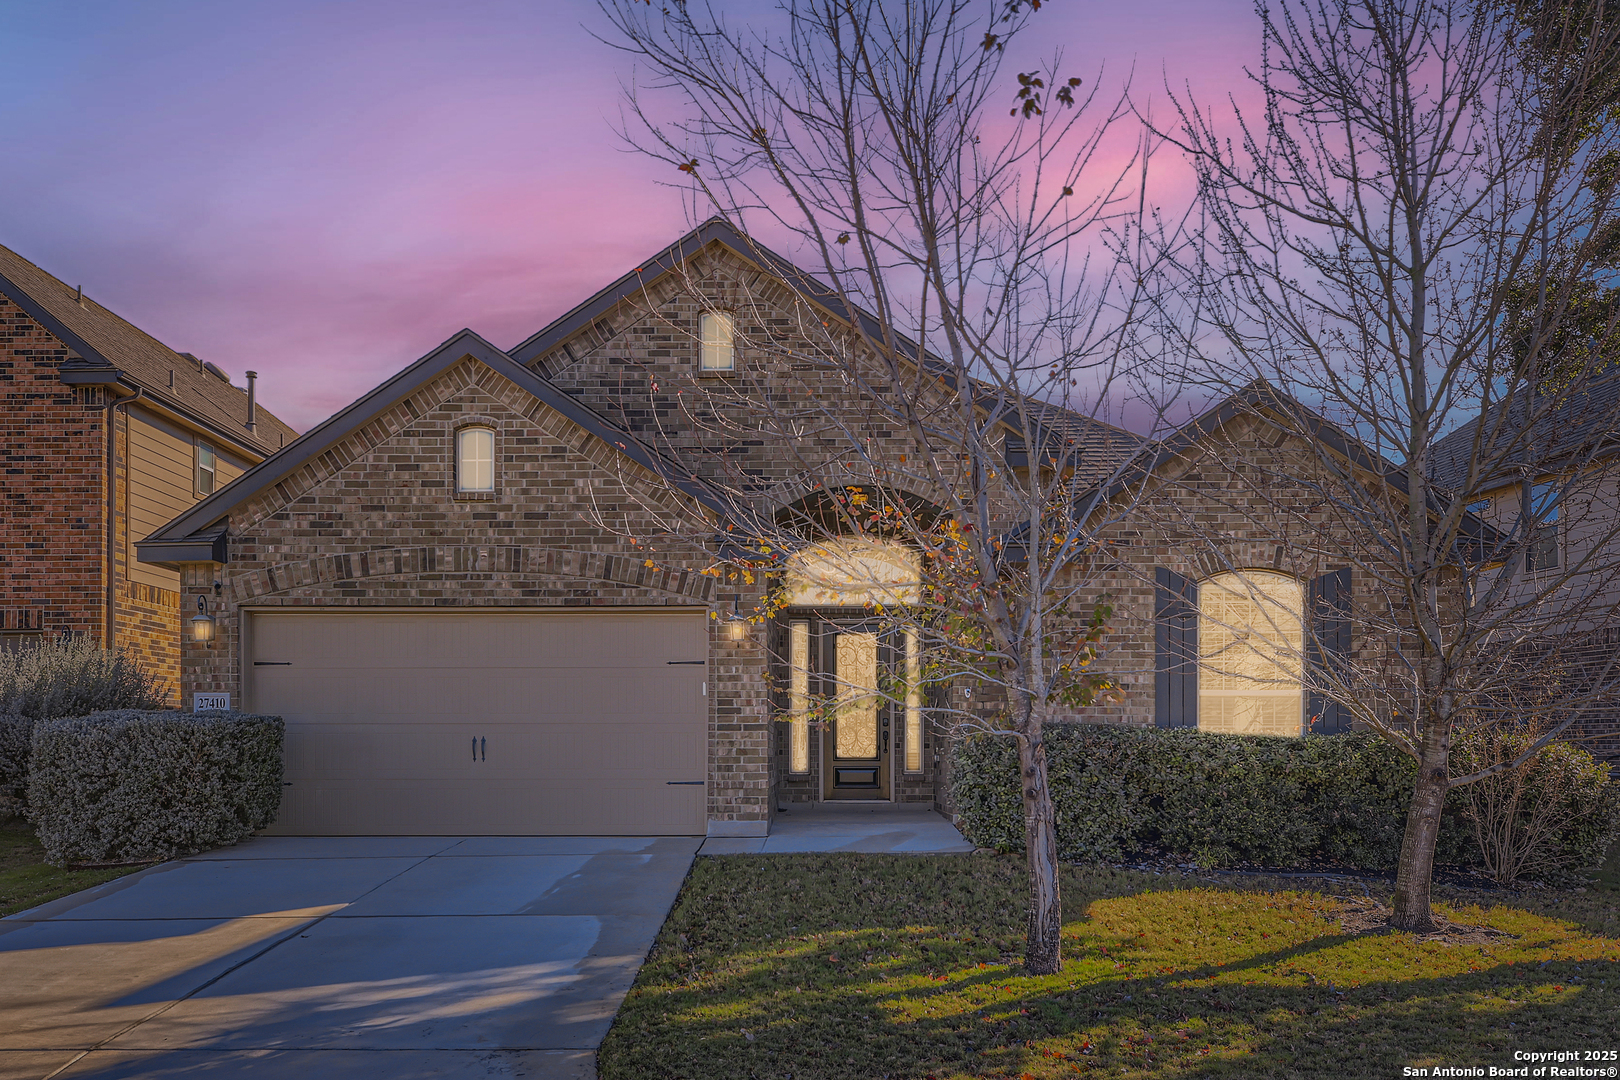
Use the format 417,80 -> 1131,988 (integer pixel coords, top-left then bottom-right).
140,328 -> 736,550
135,526 -> 228,568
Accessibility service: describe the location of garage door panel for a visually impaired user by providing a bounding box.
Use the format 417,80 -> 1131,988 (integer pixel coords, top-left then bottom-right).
281,726 -> 481,780
259,673 -> 701,727
252,611 -> 707,835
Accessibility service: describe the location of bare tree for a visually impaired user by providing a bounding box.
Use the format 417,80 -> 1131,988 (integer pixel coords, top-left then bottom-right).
589,0 -> 1185,972
1146,0 -> 1620,929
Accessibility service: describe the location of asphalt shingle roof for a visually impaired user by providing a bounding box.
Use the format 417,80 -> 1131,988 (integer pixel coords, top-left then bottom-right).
1430,375 -> 1620,492
1015,398 -> 1147,482
0,242 -> 297,454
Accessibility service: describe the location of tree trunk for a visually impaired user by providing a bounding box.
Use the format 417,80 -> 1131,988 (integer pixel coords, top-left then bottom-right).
1390,729 -> 1451,932
1018,720 -> 1062,975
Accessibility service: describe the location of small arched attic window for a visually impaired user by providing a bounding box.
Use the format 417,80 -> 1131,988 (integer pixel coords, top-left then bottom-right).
456,426 -> 496,493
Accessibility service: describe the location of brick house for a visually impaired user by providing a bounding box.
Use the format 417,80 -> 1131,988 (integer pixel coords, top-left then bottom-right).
0,243 -> 296,699
137,221 -> 1380,837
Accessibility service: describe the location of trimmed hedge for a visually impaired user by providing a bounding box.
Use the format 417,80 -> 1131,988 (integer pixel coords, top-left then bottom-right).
28,710 -> 284,866
952,725 -> 1617,874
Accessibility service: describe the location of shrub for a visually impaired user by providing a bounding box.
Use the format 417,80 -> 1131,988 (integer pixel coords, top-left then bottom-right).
0,637 -> 167,803
1451,722 -> 1620,885
0,713 -> 30,804
28,710 -> 283,866
951,725 -> 1534,872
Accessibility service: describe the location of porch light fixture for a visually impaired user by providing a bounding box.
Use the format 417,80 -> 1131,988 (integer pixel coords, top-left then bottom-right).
722,597 -> 749,642
191,594 -> 216,645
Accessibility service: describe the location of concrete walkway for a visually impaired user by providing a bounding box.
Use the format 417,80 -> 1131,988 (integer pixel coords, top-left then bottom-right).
0,835 -> 699,1080
698,803 -> 976,855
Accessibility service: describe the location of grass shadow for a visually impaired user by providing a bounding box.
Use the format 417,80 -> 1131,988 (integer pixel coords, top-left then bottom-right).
598,852 -> 1620,1079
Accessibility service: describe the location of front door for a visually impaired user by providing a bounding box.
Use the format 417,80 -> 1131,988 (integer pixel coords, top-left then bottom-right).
821,621 -> 892,800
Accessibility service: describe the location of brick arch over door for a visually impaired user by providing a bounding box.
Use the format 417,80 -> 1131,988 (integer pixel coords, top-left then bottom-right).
224,544 -> 718,604
761,478 -> 952,528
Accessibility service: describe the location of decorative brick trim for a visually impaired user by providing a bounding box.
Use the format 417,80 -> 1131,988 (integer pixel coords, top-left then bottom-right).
227,544 -> 717,604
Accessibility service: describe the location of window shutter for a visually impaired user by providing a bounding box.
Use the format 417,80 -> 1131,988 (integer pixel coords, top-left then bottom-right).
1154,567 -> 1198,728
1307,568 -> 1352,734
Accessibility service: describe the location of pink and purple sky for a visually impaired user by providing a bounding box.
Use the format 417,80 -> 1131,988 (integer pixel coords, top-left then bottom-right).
2,0 -> 1258,432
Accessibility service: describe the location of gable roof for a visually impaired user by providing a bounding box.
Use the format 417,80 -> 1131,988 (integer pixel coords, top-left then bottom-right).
513,217 -> 1144,480
511,217 -> 911,369
1072,379 -> 1501,553
0,242 -> 297,456
1430,373 -> 1620,492
136,329 -> 734,566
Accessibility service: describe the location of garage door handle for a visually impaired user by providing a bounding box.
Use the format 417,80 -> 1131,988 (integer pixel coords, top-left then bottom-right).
666,781 -> 704,785
253,662 -> 291,666
481,736 -> 486,762
667,660 -> 704,665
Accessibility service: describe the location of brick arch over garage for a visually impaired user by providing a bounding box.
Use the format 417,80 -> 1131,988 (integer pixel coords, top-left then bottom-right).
225,544 -> 718,605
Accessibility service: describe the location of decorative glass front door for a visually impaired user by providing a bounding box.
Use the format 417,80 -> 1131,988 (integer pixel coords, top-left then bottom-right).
823,623 -> 891,799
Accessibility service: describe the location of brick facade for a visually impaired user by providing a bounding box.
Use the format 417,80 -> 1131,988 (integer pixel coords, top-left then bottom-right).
1082,413 -> 1380,728
532,243 -> 970,808
0,296 -> 186,701
159,233 -> 1396,834
1,295 -> 108,644
178,357 -> 778,831
528,242 -> 1384,806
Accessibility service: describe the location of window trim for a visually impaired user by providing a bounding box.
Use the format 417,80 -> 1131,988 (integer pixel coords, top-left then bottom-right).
195,441 -> 218,498
1527,523 -> 1560,573
699,310 -> 736,372
786,618 -> 812,775
455,424 -> 498,497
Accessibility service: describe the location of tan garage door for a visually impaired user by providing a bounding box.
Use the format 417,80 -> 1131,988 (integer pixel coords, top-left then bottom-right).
248,610 -> 708,835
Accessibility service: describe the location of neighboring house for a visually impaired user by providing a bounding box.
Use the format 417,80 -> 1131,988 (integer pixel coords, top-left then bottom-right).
0,243 -> 296,700
138,222 -> 1395,838
1432,380 -> 1620,764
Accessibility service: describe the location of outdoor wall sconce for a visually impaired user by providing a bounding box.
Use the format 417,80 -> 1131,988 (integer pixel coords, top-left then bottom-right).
191,593 -> 216,645
722,597 -> 749,642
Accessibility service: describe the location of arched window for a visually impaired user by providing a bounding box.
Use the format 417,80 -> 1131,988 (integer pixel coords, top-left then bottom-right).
456,426 -> 495,493
780,537 -> 921,607
1198,570 -> 1304,737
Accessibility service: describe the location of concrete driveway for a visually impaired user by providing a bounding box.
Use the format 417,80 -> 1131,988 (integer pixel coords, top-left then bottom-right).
0,835 -> 699,1080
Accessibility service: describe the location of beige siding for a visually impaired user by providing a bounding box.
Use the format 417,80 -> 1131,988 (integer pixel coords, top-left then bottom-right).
126,408 -> 249,591
215,447 -> 246,486
126,410 -> 193,591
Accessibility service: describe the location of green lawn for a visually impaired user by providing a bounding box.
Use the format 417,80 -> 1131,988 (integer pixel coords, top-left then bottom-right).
599,849 -> 1620,1079
0,814 -> 152,918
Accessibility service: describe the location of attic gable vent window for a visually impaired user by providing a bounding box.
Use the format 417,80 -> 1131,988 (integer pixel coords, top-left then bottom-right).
700,310 -> 735,371
457,426 -> 496,493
